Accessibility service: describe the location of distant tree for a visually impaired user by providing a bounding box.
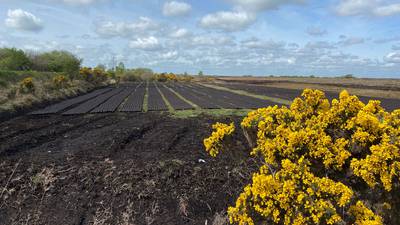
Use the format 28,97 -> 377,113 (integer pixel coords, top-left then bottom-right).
0,48 -> 32,71
106,69 -> 116,79
31,51 -> 81,77
342,74 -> 355,79
115,62 -> 125,75
198,70 -> 204,76
95,64 -> 106,71
183,72 -> 188,76
135,68 -> 153,80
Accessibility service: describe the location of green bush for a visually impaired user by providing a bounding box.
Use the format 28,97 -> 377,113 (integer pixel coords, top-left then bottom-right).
0,48 -> 32,71
30,51 -> 81,77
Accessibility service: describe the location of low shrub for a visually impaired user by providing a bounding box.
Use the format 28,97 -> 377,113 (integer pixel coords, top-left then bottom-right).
19,77 -> 35,93
53,74 -> 68,88
204,89 -> 399,225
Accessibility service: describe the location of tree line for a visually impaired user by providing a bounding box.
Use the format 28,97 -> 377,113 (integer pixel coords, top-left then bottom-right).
0,48 -> 81,77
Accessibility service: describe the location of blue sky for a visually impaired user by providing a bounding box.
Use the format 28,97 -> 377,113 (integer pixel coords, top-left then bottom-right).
0,0 -> 399,77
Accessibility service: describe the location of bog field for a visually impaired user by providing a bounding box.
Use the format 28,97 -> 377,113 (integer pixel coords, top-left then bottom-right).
29,80 -> 399,115
0,78 -> 399,225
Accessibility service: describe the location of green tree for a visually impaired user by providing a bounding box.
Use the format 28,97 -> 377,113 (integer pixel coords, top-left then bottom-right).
95,64 -> 106,71
198,70 -> 204,76
115,62 -> 125,75
33,51 -> 81,77
0,48 -> 32,71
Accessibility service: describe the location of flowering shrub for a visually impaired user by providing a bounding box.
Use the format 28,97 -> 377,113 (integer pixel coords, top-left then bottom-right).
155,73 -> 179,82
204,122 -> 235,157
53,74 -> 68,88
79,67 -> 107,83
204,89 -> 399,224
80,67 -> 93,82
19,77 -> 35,92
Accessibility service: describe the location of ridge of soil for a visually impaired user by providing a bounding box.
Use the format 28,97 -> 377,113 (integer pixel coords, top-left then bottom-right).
0,113 -> 256,225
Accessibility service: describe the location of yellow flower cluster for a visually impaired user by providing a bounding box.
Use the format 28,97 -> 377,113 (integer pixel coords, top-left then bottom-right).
19,77 -> 35,92
203,89 -> 399,224
228,157 -> 353,225
203,122 -> 235,157
53,74 -> 68,87
349,201 -> 383,225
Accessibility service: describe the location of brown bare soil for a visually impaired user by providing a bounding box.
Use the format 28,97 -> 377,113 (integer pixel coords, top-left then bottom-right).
0,113 -> 256,225
216,76 -> 400,90
216,76 -> 400,99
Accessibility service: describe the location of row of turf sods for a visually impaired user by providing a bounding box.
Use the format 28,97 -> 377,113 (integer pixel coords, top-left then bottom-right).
157,84 -> 194,110
29,88 -> 112,115
147,82 -> 168,111
30,81 -> 287,115
62,88 -> 125,115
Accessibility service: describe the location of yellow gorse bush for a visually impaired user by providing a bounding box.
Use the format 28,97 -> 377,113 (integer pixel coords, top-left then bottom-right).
19,77 -> 35,92
53,74 -> 68,87
204,89 -> 400,224
204,122 -> 235,157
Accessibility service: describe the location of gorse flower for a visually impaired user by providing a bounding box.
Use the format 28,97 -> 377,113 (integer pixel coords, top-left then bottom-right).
204,89 -> 399,224
203,122 -> 235,157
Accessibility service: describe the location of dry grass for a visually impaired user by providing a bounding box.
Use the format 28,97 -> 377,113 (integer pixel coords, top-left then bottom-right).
204,211 -> 229,225
217,76 -> 400,88
144,201 -> 160,225
178,196 -> 189,217
0,77 -> 103,113
263,82 -> 400,99
216,76 -> 400,99
91,206 -> 112,225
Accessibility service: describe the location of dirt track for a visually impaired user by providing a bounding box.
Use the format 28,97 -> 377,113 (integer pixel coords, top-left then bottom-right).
0,113 -> 255,225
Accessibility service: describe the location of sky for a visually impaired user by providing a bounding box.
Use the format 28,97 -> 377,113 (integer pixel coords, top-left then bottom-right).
0,0 -> 399,78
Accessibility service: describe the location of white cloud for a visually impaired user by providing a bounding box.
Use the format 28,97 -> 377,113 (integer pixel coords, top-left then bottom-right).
199,10 -> 256,32
229,0 -> 306,12
0,40 -> 8,47
129,36 -> 161,51
338,37 -> 365,46
192,35 -> 235,46
305,41 -> 336,49
160,51 -> 178,59
374,36 -> 400,44
62,0 -> 98,5
384,52 -> 400,64
169,28 -> 190,38
392,44 -> 400,50
95,17 -> 159,38
163,1 -> 192,17
5,9 -> 43,32
306,26 -> 327,36
373,3 -> 400,16
241,38 -> 285,50
336,0 -> 400,16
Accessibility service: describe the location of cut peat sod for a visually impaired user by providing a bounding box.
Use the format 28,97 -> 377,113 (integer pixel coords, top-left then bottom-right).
0,113 -> 257,225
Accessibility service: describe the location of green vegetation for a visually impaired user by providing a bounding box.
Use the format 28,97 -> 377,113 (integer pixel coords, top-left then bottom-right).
0,48 -> 32,71
120,68 -> 154,82
29,51 -> 81,77
0,48 -> 105,114
0,48 -> 81,77
170,108 -> 251,118
142,82 -> 149,112
341,74 -> 356,79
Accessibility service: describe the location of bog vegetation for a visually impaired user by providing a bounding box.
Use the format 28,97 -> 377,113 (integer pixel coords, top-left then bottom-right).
0,47 -> 196,114
204,89 -> 399,225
